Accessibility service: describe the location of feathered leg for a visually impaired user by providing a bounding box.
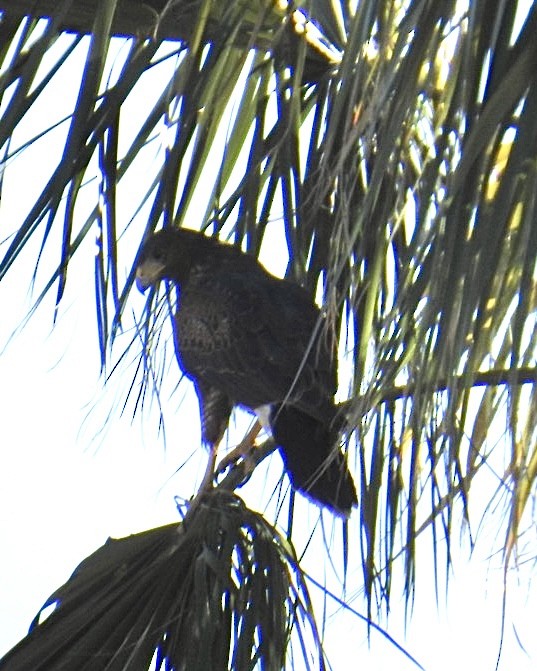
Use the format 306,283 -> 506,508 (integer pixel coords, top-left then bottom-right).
195,382 -> 232,492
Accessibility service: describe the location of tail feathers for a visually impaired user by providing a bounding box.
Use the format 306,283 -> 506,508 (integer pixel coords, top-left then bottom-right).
270,405 -> 357,517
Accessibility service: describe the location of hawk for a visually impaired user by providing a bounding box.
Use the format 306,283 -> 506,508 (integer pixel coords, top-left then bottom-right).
136,227 -> 357,516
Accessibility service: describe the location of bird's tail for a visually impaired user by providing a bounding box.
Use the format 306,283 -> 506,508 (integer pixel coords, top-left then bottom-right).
270,405 -> 357,517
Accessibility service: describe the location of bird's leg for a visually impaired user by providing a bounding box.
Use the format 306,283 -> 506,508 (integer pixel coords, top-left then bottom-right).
197,441 -> 219,493
193,384 -> 232,493
216,421 -> 261,476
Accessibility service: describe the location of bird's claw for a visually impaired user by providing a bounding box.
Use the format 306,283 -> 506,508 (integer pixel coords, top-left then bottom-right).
216,421 -> 262,478
216,443 -> 256,478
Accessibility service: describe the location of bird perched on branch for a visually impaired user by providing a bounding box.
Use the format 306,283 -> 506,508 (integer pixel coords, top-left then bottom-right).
135,227 -> 357,516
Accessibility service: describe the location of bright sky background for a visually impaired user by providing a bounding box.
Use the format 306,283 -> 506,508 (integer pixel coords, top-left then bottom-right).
0,18 -> 536,671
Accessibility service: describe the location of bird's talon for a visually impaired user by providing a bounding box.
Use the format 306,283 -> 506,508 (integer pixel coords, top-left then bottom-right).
217,445 -> 254,476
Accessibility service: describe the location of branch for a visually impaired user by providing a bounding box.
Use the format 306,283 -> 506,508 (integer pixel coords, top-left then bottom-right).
2,0 -> 225,42
0,1 -> 334,79
346,366 -> 537,408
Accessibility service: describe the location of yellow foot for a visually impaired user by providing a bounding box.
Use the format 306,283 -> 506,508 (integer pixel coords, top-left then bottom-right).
216,421 -> 261,476
197,443 -> 218,493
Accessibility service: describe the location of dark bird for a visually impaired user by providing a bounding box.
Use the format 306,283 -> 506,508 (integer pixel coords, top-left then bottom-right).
135,227 -> 357,516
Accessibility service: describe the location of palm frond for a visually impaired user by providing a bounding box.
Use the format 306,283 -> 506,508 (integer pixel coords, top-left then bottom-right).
0,491 -> 324,671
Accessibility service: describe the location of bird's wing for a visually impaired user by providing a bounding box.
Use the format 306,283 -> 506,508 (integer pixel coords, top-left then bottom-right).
174,270 -> 336,421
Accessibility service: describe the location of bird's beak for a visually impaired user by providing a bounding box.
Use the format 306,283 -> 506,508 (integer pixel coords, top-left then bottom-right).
135,260 -> 164,293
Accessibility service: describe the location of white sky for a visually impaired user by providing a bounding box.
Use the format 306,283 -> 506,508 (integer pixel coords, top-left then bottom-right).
0,20 -> 536,671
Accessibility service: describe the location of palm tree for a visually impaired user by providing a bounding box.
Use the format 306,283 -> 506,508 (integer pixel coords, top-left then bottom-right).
0,0 -> 536,669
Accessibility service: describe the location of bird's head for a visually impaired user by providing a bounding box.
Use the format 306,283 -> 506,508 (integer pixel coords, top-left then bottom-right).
135,228 -> 193,292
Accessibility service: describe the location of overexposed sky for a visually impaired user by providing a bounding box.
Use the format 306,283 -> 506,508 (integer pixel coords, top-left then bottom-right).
0,21 -> 536,671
